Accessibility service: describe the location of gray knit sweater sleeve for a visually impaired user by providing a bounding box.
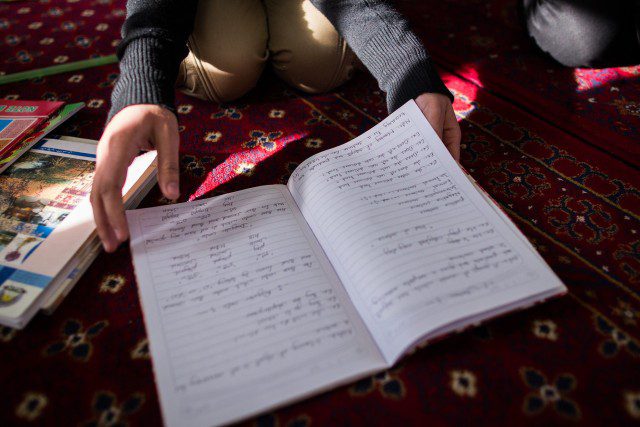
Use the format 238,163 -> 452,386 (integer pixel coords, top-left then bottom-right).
309,0 -> 452,111
108,0 -> 198,122
108,0 -> 451,121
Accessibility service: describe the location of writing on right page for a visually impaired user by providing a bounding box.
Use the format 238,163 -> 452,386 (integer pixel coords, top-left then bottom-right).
288,101 -> 565,363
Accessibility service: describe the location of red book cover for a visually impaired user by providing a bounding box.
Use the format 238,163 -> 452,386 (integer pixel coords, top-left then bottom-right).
0,100 -> 63,157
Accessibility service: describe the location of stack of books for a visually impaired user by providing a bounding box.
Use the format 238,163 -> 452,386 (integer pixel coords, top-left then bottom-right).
0,100 -> 157,328
0,100 -> 83,173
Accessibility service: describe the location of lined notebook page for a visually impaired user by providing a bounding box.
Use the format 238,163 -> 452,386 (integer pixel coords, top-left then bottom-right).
288,101 -> 565,363
127,185 -> 385,427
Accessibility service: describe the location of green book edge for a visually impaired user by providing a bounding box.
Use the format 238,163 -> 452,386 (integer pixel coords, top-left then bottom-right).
0,55 -> 118,86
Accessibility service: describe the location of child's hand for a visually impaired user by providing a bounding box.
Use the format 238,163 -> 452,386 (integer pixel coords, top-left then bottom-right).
91,104 -> 180,252
415,93 -> 461,161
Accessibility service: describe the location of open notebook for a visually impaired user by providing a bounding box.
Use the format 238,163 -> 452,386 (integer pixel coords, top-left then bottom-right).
126,100 -> 566,426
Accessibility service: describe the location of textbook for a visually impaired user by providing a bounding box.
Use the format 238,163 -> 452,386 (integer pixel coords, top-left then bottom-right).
0,137 -> 157,328
126,100 -> 567,427
0,100 -> 63,162
40,136 -> 159,314
0,102 -> 85,173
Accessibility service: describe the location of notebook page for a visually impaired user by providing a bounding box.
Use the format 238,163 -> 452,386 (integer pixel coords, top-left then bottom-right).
127,185 -> 385,427
288,101 -> 566,363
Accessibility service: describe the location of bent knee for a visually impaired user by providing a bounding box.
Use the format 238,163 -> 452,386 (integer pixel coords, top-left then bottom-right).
273,42 -> 357,94
176,0 -> 268,103
266,0 -> 356,93
177,49 -> 267,103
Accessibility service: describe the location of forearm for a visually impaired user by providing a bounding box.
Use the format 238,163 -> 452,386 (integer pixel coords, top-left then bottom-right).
309,0 -> 452,111
108,0 -> 198,122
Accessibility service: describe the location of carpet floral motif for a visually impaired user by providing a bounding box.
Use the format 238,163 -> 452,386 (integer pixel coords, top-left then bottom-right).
520,368 -> 580,420
43,319 -> 108,362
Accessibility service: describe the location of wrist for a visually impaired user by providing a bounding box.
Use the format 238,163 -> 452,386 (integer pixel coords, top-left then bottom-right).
108,37 -> 183,123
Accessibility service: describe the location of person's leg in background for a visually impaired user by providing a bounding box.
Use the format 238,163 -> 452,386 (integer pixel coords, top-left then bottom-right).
522,0 -> 640,67
264,0 -> 357,95
176,0 -> 269,103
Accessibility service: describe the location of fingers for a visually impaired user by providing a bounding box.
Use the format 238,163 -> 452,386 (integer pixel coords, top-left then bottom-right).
442,105 -> 462,162
417,102 -> 445,141
91,186 -> 124,252
154,117 -> 180,200
415,93 -> 462,162
92,110 -> 140,252
92,144 -> 132,252
102,183 -> 129,242
91,105 -> 181,253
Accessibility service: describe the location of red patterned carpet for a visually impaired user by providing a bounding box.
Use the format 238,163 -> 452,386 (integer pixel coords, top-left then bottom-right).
1,0 -> 639,426
396,0 -> 640,167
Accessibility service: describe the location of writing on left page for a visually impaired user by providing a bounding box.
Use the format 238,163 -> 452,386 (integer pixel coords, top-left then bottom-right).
127,185 -> 384,427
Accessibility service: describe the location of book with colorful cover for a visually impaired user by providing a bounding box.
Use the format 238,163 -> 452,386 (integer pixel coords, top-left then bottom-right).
0,102 -> 84,173
40,136 -> 158,315
0,100 -> 63,159
0,137 -> 157,329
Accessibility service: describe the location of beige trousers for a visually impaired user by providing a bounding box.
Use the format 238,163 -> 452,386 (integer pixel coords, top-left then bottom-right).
176,0 -> 358,103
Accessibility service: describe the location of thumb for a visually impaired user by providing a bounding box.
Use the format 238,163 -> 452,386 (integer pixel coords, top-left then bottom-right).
420,106 -> 446,142
442,106 -> 462,161
153,117 -> 180,200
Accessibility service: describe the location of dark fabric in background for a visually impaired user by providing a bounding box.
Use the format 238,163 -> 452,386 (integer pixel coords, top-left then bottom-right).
522,0 -> 640,67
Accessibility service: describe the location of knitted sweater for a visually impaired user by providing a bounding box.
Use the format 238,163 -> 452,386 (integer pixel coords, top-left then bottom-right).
108,0 -> 452,121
